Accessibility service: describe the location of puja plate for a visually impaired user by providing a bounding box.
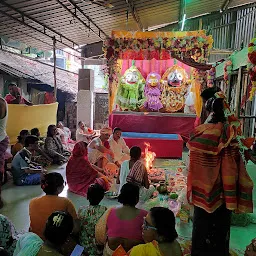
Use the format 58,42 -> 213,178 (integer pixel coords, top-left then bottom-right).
105,191 -> 118,199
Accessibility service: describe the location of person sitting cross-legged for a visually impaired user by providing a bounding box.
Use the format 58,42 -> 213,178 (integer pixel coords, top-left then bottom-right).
44,125 -> 70,165
11,135 -> 46,186
76,121 -> 96,143
78,184 -> 107,256
29,172 -> 79,240
130,207 -> 182,256
11,129 -> 29,157
108,127 -> 130,168
117,146 -> 154,201
87,127 -> 114,169
30,128 -> 52,167
14,211 -> 80,256
57,121 -> 75,152
66,141 -> 110,197
95,183 -> 148,255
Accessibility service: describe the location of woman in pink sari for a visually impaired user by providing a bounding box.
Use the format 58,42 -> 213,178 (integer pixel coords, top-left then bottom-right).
66,141 -> 110,196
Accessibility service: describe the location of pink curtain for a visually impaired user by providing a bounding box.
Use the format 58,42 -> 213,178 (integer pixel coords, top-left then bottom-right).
121,59 -> 192,78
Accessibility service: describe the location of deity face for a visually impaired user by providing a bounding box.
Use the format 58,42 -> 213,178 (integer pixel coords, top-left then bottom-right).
125,71 -> 139,85
148,75 -> 159,87
146,72 -> 161,88
167,69 -> 184,87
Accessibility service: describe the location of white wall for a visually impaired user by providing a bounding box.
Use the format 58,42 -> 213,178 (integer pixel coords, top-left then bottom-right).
19,78 -> 30,101
83,65 -> 105,90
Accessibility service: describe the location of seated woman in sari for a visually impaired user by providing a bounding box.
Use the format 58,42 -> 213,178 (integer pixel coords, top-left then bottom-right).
14,211 -> 81,256
130,207 -> 182,256
66,141 -> 110,196
57,121 -> 75,152
44,125 -> 70,165
0,214 -> 22,255
30,128 -> 52,167
117,146 -> 154,201
95,183 -> 147,255
187,90 -> 254,256
76,121 -> 96,143
88,127 -> 114,169
11,130 -> 29,156
78,184 -> 107,256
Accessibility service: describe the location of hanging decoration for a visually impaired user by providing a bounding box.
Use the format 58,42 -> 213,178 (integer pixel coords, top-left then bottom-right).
207,66 -> 216,88
247,38 -> 256,100
104,35 -> 212,63
103,30 -> 213,84
224,59 -> 233,85
104,30 -> 213,113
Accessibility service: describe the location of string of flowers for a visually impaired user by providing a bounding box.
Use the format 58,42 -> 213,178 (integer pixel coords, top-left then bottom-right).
103,35 -> 213,82
247,37 -> 256,100
224,59 -> 233,85
207,66 -> 216,88
104,36 -> 213,63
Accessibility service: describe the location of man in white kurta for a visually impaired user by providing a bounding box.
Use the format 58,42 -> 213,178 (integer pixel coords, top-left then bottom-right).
108,127 -> 130,167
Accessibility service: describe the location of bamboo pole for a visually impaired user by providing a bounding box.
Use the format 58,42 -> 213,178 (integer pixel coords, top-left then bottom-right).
235,67 -> 242,117
53,36 -> 57,101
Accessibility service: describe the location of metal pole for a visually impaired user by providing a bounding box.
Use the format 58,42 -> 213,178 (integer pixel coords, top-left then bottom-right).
53,36 -> 57,101
235,67 -> 242,117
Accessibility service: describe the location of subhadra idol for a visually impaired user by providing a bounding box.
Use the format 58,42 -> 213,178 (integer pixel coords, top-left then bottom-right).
143,72 -> 163,112
116,63 -> 145,111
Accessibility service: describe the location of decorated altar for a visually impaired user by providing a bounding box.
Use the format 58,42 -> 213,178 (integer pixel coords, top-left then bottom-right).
104,30 -> 213,155
104,30 -> 213,115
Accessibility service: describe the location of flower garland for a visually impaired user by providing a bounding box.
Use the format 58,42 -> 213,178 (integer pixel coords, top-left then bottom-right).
207,66 -> 216,88
103,36 -> 213,63
247,38 -> 256,100
224,59 -> 233,85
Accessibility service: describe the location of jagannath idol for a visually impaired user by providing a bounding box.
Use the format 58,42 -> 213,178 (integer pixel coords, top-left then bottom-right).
143,72 -> 163,112
116,63 -> 145,111
161,64 -> 189,112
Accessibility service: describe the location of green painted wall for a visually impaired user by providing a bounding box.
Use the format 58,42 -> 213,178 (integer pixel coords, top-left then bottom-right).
215,47 -> 248,78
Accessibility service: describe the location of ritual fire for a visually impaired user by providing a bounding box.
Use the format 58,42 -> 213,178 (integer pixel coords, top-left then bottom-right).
144,142 -> 156,170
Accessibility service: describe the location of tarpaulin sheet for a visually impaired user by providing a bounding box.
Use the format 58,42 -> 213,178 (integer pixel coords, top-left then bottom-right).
7,103 -> 58,144
109,112 -> 196,140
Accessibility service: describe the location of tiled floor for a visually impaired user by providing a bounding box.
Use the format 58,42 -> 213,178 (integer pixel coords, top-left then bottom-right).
0,158 -> 255,255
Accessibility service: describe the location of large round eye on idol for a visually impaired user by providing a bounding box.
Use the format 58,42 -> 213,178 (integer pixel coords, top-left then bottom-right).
168,73 -> 175,81
177,73 -> 183,81
133,74 -> 139,81
126,73 -> 132,80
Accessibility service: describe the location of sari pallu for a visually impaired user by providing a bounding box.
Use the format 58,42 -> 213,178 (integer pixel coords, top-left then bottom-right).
187,122 -> 253,214
66,142 -> 109,196
13,232 -> 43,256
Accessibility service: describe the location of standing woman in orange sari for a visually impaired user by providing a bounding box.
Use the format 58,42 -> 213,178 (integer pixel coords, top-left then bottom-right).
187,89 -> 254,256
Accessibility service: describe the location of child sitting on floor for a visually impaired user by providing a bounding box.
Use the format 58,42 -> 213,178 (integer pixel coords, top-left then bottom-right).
78,184 -> 107,256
